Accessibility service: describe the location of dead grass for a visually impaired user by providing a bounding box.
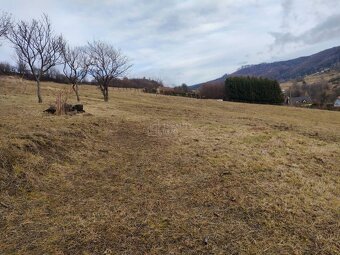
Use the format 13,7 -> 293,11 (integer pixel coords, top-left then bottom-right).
280,69 -> 340,90
0,76 -> 339,254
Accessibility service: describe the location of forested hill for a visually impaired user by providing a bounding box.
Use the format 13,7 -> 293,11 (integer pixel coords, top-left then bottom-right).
232,46 -> 340,80
191,46 -> 340,89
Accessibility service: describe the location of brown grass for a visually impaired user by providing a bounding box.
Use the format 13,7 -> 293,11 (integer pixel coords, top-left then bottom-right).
0,76 -> 339,254
280,69 -> 340,90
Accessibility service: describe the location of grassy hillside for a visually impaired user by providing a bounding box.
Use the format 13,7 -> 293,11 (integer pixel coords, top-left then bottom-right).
281,68 -> 340,90
1,76 -> 339,254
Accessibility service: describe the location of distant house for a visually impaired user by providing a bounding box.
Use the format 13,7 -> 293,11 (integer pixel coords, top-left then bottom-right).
289,96 -> 312,106
334,97 -> 340,107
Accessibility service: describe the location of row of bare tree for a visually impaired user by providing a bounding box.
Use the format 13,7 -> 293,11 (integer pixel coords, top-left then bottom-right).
0,12 -> 131,103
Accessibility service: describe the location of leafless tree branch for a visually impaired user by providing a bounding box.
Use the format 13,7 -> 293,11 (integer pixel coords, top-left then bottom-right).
6,14 -> 65,103
87,40 -> 131,101
0,12 -> 11,38
62,44 -> 90,101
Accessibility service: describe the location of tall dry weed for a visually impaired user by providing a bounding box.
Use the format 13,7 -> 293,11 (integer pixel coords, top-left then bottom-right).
55,88 -> 72,115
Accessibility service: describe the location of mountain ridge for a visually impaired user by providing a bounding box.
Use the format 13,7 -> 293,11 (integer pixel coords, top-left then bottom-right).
191,46 -> 340,89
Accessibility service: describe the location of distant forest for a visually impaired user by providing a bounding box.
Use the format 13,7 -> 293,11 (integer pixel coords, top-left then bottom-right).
0,62 -> 163,90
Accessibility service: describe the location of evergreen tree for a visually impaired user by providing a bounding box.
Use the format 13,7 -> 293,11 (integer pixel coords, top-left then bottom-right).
225,76 -> 284,104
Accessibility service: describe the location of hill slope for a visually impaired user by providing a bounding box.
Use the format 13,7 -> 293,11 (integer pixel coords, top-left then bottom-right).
281,67 -> 340,90
192,46 -> 340,89
1,77 -> 339,254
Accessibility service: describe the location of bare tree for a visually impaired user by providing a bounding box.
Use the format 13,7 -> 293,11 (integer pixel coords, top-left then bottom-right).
87,41 -> 131,101
0,12 -> 11,39
62,45 -> 90,102
6,14 -> 64,103
199,82 -> 225,99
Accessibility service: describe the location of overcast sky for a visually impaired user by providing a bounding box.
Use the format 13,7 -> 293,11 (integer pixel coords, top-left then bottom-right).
1,0 -> 340,85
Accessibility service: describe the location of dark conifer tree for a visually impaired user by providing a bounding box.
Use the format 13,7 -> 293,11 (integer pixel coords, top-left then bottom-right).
225,76 -> 284,104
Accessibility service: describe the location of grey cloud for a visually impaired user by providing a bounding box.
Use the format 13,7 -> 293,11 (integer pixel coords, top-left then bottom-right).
270,32 -> 295,46
281,0 -> 293,12
237,61 -> 248,66
281,0 -> 293,29
158,15 -> 186,32
271,14 -> 340,46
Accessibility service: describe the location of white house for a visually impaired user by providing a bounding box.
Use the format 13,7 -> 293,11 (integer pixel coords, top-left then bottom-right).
334,97 -> 340,107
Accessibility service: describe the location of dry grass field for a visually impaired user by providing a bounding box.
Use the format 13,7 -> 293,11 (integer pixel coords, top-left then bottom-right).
0,76 -> 339,254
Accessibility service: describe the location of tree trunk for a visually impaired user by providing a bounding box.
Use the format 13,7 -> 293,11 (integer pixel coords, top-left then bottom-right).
73,84 -> 80,102
37,80 -> 42,103
104,87 -> 109,102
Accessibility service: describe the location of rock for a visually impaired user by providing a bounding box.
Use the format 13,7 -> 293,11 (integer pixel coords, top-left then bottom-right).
73,104 -> 84,112
44,104 -> 85,114
64,103 -> 73,112
44,105 -> 56,114
203,237 -> 209,245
